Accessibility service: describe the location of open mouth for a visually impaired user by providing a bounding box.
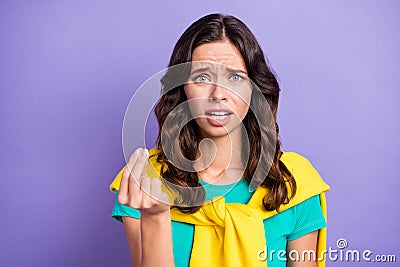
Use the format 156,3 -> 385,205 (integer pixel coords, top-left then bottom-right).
205,109 -> 233,126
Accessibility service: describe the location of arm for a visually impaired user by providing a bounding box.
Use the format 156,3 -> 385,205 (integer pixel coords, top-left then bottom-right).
140,212 -> 174,267
122,214 -> 174,267
122,217 -> 142,267
119,148 -> 175,267
286,230 -> 318,267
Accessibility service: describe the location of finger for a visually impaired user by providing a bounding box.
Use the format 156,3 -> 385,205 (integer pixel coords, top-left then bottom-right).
127,148 -> 142,187
123,148 -> 142,206
159,192 -> 171,205
150,178 -> 162,196
127,150 -> 145,206
118,149 -> 141,204
130,148 -> 149,184
128,177 -> 143,207
118,166 -> 129,204
151,178 -> 170,205
140,150 -> 149,178
140,176 -> 152,208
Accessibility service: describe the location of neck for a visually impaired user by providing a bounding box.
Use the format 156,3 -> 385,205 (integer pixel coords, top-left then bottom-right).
194,126 -> 246,184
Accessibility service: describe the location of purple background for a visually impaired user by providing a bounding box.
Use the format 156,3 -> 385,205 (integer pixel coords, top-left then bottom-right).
1,1 -> 399,266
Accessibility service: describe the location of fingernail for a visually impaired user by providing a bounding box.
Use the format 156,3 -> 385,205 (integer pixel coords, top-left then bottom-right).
143,148 -> 148,157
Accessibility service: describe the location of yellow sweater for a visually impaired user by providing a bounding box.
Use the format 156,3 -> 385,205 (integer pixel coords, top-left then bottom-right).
110,147 -> 330,267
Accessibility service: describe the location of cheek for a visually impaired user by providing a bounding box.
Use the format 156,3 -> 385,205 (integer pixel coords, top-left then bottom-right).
233,90 -> 252,119
183,85 -> 191,99
184,84 -> 202,100
183,86 -> 203,117
238,101 -> 250,120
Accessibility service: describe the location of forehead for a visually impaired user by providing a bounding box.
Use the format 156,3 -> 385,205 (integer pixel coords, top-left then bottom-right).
191,40 -> 247,73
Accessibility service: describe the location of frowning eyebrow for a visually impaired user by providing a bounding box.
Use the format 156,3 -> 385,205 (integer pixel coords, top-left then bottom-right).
190,66 -> 248,76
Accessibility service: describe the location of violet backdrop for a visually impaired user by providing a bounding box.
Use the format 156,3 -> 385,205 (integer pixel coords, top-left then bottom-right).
1,0 -> 399,266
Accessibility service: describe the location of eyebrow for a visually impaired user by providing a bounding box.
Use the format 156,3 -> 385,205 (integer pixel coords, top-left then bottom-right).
190,66 -> 248,76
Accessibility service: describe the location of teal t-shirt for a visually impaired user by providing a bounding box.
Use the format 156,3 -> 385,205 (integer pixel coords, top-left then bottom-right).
111,178 -> 326,267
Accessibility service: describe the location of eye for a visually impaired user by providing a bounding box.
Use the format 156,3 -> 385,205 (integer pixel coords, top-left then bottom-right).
230,74 -> 243,81
194,75 -> 210,83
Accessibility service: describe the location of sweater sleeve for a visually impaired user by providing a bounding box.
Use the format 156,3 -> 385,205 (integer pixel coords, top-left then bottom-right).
287,194 -> 326,241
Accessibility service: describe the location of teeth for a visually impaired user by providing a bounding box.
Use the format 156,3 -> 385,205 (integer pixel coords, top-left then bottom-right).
210,115 -> 227,121
208,111 -> 230,116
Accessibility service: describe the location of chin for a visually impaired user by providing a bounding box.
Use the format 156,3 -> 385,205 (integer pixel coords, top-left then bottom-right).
195,118 -> 243,138
202,129 -> 230,138
198,124 -> 240,138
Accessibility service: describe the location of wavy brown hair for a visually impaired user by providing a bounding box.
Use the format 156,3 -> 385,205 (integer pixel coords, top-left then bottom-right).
153,13 -> 296,213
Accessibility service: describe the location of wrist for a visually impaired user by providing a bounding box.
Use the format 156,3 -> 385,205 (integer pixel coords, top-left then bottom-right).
141,210 -> 171,224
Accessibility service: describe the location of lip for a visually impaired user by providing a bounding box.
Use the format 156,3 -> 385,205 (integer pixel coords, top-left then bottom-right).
205,108 -> 234,127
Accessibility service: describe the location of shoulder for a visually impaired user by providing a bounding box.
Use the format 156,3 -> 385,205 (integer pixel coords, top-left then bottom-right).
280,151 -> 329,189
280,151 -> 314,172
278,151 -> 330,210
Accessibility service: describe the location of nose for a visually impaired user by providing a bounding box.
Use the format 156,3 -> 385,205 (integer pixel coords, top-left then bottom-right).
209,83 -> 228,102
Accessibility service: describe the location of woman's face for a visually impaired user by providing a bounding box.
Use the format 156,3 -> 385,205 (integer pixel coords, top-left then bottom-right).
183,40 -> 252,138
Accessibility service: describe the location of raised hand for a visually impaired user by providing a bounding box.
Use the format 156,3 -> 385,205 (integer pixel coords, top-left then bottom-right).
118,147 -> 170,217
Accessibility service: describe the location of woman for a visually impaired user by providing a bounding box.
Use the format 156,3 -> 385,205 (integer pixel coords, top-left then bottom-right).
110,13 -> 330,267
